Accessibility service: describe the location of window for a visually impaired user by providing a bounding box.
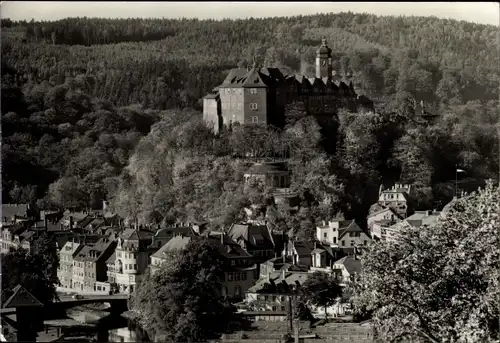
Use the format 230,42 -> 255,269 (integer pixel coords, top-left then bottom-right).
251,116 -> 259,123
134,264 -> 138,270
341,240 -> 345,246
351,241 -> 355,246
323,232 -> 327,238
333,237 -> 337,244
364,240 -> 367,245
250,103 -> 258,110
281,306 -> 286,311
272,306 -> 277,311
231,260 -> 235,266
272,296 -> 276,301
250,88 -> 257,94
228,273 -> 233,281
235,273 -> 241,281
242,272 -> 247,281
264,295 -> 269,301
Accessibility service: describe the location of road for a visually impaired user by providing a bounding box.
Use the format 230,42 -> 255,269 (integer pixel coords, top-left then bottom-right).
55,293 -> 128,302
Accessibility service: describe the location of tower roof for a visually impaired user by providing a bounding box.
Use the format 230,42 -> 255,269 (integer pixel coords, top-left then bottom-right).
316,38 -> 332,56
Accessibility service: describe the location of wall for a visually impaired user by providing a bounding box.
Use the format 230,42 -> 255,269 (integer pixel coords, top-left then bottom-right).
243,88 -> 267,125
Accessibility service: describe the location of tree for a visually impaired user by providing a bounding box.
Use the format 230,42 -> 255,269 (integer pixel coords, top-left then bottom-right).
1,248 -> 58,305
352,180 -> 500,343
301,271 -> 343,318
32,233 -> 60,286
130,237 -> 234,342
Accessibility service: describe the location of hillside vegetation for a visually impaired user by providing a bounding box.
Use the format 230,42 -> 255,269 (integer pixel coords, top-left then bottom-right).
1,12 -> 498,230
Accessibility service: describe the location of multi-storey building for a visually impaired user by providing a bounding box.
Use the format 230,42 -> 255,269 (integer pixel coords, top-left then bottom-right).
151,234 -> 259,301
72,236 -> 116,292
203,39 -> 374,133
110,228 -> 154,294
316,219 -> 370,248
57,241 -> 84,289
226,223 -> 276,265
377,183 -> 412,218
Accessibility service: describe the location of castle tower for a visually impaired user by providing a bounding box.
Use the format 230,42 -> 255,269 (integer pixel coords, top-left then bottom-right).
315,38 -> 332,79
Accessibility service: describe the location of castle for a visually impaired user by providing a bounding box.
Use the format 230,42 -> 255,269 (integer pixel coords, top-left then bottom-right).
203,39 -> 374,133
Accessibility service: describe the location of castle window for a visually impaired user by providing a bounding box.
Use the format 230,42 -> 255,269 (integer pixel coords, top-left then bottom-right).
250,103 -> 258,110
251,116 -> 259,123
250,88 -> 257,94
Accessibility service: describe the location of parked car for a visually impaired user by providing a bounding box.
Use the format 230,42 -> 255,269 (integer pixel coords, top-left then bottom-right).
72,294 -> 84,300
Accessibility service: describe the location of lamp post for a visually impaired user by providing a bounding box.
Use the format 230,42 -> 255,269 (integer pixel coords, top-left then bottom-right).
455,165 -> 467,198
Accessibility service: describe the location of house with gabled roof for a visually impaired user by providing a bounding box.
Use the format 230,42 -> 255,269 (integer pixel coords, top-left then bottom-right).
72,236 -> 116,293
1,284 -> 44,342
57,241 -> 84,289
150,233 -> 258,301
1,204 -> 38,226
109,227 -> 154,294
332,255 -> 362,286
377,183 -> 412,218
316,218 -> 371,248
226,222 -> 276,264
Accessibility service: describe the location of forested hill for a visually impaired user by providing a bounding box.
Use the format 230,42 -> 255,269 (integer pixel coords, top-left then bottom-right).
2,13 -> 499,228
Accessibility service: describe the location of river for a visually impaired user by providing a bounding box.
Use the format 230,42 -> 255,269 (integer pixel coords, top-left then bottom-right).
97,314 -> 150,342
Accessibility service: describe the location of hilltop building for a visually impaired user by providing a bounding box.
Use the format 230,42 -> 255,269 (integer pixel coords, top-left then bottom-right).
203,39 -> 374,133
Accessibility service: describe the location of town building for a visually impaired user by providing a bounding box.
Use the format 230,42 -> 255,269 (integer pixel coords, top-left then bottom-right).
331,256 -> 362,286
1,204 -> 38,227
226,222 -> 276,265
405,210 -> 441,228
72,236 -> 116,292
151,234 -> 259,301
316,219 -> 370,248
244,162 -> 291,190
259,255 -> 309,279
245,270 -> 311,317
203,39 -> 374,133
110,228 -> 154,294
148,225 -> 197,250
377,183 -> 412,218
0,224 -> 33,254
366,207 -> 400,230
57,241 -> 84,289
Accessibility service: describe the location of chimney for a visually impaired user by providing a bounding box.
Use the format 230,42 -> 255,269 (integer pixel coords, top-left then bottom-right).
69,216 -> 74,230
281,269 -> 286,281
220,232 -> 224,244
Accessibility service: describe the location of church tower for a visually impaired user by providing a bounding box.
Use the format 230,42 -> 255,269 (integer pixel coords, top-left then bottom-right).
315,38 -> 332,79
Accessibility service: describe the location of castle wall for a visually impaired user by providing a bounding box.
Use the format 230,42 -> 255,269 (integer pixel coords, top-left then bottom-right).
242,88 -> 268,125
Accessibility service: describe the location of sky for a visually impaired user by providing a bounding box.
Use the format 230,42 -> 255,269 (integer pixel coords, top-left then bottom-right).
1,2 -> 498,26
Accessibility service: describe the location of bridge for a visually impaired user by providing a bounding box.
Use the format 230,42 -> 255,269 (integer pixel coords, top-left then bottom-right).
1,294 -> 129,315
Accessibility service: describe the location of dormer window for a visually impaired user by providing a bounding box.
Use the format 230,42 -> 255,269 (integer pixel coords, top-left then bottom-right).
251,116 -> 259,123
250,88 -> 257,94
250,103 -> 258,110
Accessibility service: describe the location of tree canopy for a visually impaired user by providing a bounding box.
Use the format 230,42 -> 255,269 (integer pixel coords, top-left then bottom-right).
352,180 -> 500,342
130,237 -> 234,342
1,246 -> 59,305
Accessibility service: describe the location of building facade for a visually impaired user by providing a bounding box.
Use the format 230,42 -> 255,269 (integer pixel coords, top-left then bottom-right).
377,183 -> 412,218
57,241 -> 84,289
203,39 -> 374,133
111,228 -> 154,294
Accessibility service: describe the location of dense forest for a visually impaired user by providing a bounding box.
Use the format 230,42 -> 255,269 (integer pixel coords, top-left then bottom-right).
2,12 -> 499,231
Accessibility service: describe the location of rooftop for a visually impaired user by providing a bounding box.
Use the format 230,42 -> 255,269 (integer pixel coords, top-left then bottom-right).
3,284 -> 43,308
334,256 -> 362,275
